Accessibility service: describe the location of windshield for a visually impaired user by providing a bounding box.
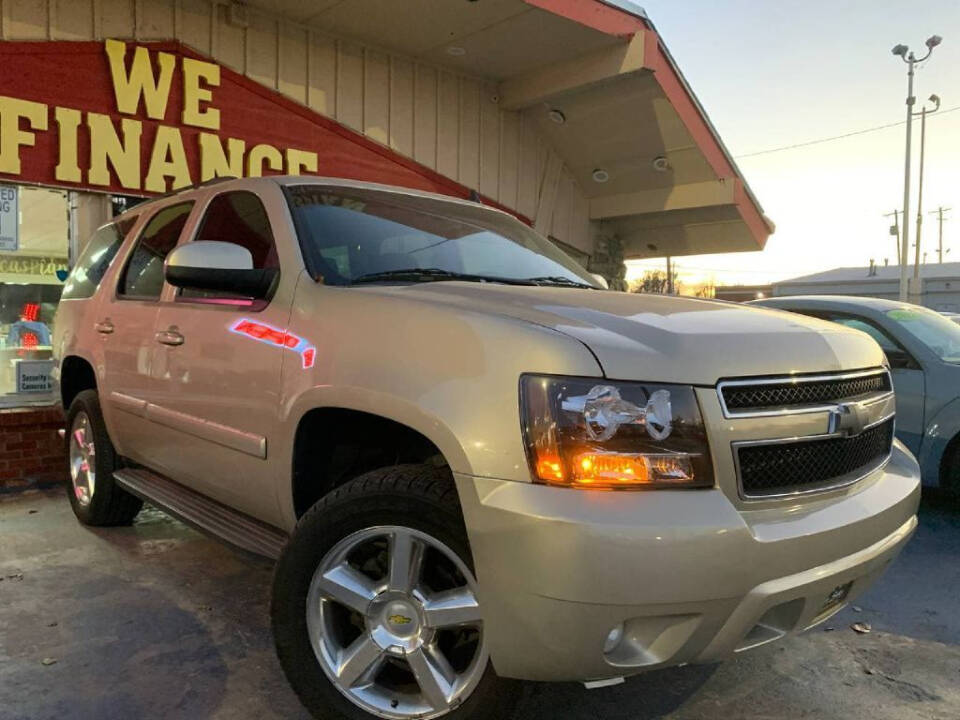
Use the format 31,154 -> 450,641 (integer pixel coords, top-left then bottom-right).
886,307 -> 960,362
286,185 -> 600,288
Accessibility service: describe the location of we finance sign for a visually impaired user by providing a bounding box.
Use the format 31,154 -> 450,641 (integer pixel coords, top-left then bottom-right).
0,40 -> 462,197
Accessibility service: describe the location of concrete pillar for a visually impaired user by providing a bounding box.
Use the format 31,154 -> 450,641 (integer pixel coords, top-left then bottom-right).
588,224 -> 628,291
70,192 -> 112,261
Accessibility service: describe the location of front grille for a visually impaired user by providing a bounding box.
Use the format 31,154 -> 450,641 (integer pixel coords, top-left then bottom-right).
736,418 -> 894,498
721,370 -> 891,414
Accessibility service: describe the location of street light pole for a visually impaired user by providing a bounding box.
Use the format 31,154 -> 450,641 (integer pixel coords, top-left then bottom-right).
892,35 -> 942,303
912,94 -> 940,293
897,49 -> 915,301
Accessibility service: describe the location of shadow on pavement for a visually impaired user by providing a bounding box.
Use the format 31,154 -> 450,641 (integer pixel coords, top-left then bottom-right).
515,663 -> 718,719
0,566 -> 230,720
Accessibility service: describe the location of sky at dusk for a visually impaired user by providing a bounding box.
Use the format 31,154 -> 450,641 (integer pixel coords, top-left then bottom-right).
625,0 -> 960,289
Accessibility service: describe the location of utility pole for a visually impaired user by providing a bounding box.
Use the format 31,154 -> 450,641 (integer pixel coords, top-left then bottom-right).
884,210 -> 901,265
665,256 -> 674,294
930,206 -> 951,262
892,35 -> 942,302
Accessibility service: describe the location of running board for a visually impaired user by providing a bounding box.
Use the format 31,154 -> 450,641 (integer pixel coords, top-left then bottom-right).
113,468 -> 288,560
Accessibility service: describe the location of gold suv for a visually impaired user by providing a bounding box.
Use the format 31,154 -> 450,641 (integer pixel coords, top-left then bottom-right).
53,176 -> 920,720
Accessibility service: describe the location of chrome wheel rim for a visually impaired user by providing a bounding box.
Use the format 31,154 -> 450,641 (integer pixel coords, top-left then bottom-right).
69,411 -> 96,507
307,526 -> 487,719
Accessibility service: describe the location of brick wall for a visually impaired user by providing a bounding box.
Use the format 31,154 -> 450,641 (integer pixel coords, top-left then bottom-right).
0,407 -> 66,493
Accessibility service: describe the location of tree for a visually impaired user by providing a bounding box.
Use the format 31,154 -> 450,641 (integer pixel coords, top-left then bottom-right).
630,269 -> 679,294
693,280 -> 716,298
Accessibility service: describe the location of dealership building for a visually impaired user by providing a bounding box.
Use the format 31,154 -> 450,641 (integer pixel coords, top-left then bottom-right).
773,262 -> 960,312
0,0 -> 770,487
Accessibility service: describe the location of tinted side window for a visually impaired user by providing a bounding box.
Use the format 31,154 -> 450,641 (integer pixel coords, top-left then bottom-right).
180,192 -> 278,302
195,192 -> 277,268
61,216 -> 138,299
826,315 -> 899,352
119,202 -> 193,299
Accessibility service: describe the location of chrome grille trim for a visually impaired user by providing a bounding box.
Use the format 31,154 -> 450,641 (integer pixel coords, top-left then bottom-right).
732,412 -> 895,500
717,367 -> 893,419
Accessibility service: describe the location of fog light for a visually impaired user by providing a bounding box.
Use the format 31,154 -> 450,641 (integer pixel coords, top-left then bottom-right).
603,623 -> 625,654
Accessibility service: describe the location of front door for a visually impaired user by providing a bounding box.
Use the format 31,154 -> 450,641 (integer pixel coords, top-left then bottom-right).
150,187 -> 295,523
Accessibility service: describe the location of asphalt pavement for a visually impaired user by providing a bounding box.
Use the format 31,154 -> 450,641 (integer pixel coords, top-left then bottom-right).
1,488 -> 957,720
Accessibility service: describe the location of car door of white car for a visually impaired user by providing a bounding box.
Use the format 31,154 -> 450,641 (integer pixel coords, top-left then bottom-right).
150,185 -> 301,524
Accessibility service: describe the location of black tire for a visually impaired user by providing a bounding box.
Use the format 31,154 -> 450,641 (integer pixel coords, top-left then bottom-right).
64,389 -> 142,526
939,441 -> 960,500
272,463 -> 519,720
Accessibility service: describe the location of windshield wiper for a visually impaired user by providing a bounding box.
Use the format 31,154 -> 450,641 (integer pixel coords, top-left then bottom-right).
525,275 -> 597,289
350,268 -> 537,285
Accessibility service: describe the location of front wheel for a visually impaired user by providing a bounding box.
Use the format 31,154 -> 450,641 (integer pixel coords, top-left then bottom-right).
271,464 -> 519,720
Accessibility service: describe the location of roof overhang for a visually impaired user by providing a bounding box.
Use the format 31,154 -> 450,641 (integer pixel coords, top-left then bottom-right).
242,0 -> 773,259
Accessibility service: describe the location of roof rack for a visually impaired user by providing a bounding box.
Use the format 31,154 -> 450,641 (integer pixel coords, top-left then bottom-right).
155,175 -> 239,200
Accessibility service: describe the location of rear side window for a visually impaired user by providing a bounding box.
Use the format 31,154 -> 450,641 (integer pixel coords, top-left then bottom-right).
61,215 -> 138,299
119,202 -> 193,299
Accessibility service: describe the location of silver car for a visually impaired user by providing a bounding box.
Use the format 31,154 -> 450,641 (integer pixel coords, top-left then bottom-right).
754,295 -> 960,495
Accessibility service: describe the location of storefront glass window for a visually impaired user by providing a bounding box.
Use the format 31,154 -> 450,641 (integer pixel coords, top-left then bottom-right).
0,185 -> 69,407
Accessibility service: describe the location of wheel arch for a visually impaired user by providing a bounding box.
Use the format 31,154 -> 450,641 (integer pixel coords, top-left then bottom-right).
918,397 -> 960,487
282,388 -> 473,523
60,354 -> 99,411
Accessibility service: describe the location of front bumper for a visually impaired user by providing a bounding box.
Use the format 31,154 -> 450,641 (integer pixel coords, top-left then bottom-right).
454,440 -> 920,682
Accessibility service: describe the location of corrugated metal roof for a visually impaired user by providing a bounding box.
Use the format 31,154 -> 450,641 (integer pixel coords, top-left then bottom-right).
775,262 -> 960,286
600,1 -> 648,19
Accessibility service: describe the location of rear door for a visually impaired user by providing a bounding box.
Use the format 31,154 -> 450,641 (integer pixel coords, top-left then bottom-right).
95,201 -> 196,464
150,186 -> 298,522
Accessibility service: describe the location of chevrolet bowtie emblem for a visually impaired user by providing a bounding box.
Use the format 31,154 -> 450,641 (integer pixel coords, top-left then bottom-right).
828,402 -> 868,438
388,614 -> 413,626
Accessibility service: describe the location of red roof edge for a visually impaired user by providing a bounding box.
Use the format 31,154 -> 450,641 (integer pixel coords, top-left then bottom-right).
522,0 -> 646,38
526,1 -> 772,248
641,26 -> 773,246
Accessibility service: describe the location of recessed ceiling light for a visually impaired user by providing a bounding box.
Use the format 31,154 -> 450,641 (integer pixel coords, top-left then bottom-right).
652,156 -> 670,172
592,168 -> 610,183
446,46 -> 466,56
547,109 -> 566,125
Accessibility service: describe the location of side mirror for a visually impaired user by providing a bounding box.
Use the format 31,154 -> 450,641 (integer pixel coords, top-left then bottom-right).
591,273 -> 610,289
165,241 -> 278,299
884,348 -> 915,370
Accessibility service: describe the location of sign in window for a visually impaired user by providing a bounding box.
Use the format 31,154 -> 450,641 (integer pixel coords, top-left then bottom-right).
16,360 -> 54,394
0,185 -> 68,408
0,185 -> 18,252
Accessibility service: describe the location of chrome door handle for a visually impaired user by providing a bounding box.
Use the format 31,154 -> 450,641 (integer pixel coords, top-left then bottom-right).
155,329 -> 185,346
94,320 -> 114,334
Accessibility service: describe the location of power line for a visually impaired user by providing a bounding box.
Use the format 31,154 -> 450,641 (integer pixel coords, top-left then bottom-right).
734,106 -> 960,158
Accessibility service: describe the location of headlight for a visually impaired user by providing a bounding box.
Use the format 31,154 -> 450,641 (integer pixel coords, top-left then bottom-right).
520,375 -> 714,490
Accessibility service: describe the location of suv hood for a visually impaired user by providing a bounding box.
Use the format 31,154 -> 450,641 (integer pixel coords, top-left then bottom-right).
354,283 -> 885,384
